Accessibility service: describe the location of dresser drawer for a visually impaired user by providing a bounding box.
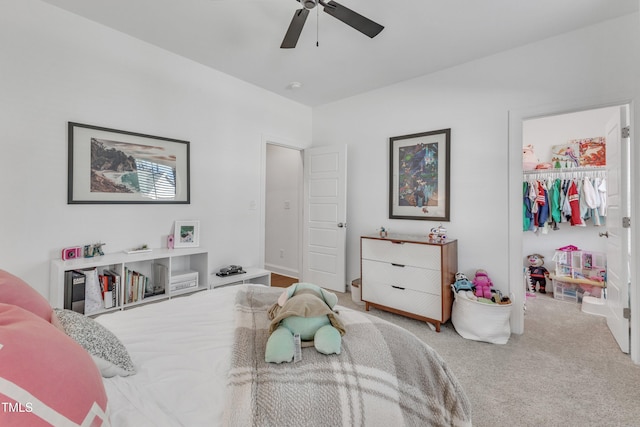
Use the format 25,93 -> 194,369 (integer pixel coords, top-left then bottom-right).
362,280 -> 442,320
361,238 -> 441,269
361,259 -> 441,295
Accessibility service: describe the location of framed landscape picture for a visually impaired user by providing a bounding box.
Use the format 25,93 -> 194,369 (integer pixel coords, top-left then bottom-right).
389,128 -> 451,221
68,122 -> 190,204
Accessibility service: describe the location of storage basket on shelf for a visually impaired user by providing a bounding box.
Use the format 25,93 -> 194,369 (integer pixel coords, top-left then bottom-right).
450,285 -> 513,345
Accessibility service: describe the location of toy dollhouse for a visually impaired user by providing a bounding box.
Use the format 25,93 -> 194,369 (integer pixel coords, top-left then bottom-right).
550,246 -> 606,302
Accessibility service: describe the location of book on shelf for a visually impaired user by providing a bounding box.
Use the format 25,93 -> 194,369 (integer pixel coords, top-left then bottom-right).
98,274 -> 113,309
144,274 -> 154,298
122,267 -> 155,304
100,269 -> 123,309
132,270 -> 140,303
124,267 -> 133,304
103,269 -> 120,308
64,270 -> 86,314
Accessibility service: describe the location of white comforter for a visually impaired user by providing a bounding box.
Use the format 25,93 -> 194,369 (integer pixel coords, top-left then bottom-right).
96,285 -> 472,426
96,285 -> 239,427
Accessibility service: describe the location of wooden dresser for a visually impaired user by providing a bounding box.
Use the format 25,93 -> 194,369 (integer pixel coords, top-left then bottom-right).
360,233 -> 458,332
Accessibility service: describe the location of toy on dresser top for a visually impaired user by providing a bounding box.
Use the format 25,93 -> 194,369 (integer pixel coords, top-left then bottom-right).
428,225 -> 447,242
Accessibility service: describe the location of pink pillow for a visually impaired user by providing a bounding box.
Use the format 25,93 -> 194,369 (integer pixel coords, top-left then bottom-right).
0,270 -> 52,322
0,303 -> 109,426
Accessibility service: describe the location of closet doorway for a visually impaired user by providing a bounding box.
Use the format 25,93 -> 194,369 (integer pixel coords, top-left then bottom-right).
264,143 -> 303,281
263,142 -> 348,292
521,104 -> 631,354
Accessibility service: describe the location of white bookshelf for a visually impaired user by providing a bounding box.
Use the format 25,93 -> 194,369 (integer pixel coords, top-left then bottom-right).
209,267 -> 271,288
50,248 -> 208,316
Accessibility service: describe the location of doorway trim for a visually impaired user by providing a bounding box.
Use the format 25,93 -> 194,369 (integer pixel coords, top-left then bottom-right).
260,134 -> 305,279
508,96 -> 636,362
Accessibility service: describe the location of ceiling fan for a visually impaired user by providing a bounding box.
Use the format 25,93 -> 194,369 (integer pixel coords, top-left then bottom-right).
281,0 -> 384,49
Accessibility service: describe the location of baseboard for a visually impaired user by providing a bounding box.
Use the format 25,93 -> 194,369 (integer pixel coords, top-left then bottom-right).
264,263 -> 298,278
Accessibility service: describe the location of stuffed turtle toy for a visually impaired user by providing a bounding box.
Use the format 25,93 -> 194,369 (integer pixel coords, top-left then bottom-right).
265,283 -> 345,364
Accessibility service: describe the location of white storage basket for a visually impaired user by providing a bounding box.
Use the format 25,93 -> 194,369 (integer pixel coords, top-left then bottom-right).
451,286 -> 513,345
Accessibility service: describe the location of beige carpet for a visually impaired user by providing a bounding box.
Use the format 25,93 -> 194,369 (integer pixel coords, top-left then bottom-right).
336,291 -> 640,427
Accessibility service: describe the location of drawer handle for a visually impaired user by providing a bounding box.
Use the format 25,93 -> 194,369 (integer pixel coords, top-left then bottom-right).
391,263 -> 405,268
391,241 -> 405,245
391,285 -> 406,290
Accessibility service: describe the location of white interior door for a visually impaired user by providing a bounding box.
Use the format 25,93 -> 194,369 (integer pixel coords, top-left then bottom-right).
302,145 -> 347,292
605,105 -> 630,353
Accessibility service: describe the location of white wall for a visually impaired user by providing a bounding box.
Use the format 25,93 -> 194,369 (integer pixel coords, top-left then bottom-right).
1,1 -> 638,315
265,144 -> 302,277
521,107 -> 618,267
0,0 -> 312,298
313,13 -> 640,298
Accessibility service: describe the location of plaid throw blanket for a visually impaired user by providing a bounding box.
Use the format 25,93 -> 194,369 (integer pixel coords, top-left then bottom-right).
223,286 -> 472,427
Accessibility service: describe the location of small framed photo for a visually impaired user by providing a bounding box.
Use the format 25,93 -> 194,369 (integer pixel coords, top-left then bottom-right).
173,220 -> 200,248
389,128 -> 451,221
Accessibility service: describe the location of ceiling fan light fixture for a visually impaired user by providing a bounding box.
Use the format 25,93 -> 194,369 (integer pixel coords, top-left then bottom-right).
302,0 -> 317,10
281,0 -> 383,49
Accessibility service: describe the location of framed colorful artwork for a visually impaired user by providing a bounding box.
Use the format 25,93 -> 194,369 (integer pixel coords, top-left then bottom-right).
550,143 -> 580,168
389,128 -> 451,221
574,137 -> 606,167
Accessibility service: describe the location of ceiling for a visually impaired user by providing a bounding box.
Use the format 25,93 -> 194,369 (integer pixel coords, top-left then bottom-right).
41,0 -> 638,107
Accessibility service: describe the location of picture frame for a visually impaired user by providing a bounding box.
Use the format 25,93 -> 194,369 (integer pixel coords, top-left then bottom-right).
173,220 -> 200,248
574,136 -> 606,167
389,128 -> 451,221
68,122 -> 190,204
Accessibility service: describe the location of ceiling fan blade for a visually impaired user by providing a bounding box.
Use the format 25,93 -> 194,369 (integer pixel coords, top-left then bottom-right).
322,0 -> 383,38
281,8 -> 310,49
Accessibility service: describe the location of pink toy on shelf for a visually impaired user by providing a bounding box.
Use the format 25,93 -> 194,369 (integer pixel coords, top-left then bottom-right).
557,245 -> 579,252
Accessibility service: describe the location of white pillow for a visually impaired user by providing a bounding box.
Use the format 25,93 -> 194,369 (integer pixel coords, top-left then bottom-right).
52,308 -> 137,377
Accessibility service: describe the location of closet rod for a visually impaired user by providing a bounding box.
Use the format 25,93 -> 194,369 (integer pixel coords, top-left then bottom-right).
523,166 -> 606,180
523,166 -> 606,175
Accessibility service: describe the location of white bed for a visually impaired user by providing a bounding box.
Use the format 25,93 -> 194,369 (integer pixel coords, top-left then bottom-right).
95,284 -> 472,426
96,285 -> 238,427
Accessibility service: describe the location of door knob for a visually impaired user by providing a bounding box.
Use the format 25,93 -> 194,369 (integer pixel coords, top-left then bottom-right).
337,222 -> 346,228
599,231 -> 609,238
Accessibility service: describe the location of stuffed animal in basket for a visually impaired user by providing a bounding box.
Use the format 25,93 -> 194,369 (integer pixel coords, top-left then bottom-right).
453,272 -> 474,292
265,282 -> 346,364
526,253 -> 549,293
472,269 -> 494,299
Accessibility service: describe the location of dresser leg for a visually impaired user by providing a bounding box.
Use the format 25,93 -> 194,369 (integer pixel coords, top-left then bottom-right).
365,302 -> 370,311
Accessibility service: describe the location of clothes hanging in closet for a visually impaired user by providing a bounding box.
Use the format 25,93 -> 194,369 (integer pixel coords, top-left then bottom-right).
522,172 -> 606,233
